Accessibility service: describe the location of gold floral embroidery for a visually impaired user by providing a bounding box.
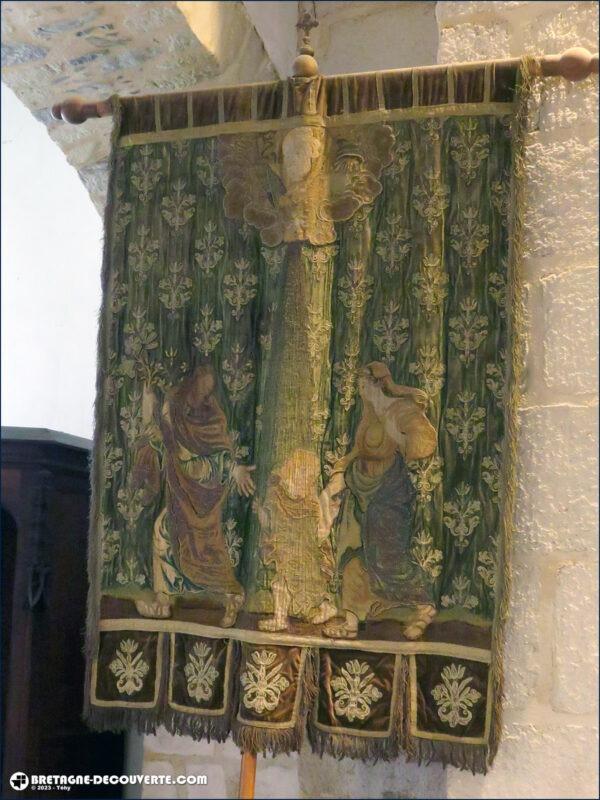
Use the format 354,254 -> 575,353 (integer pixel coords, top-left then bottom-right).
412,254 -> 448,317
158,263 -> 193,315
432,663 -> 482,728
443,482 -> 481,550
331,660 -> 383,722
450,118 -> 489,185
128,226 -> 159,279
109,639 -> 150,696
486,359 -> 506,405
193,304 -> 223,357
184,642 -> 219,703
373,300 -> 409,364
482,444 -> 502,504
223,258 -> 258,320
477,536 -> 498,596
408,454 -> 444,505
449,299 -> 488,364
130,145 -> 163,203
240,650 -> 290,714
384,139 -> 411,182
161,179 -> 196,231
224,518 -> 242,567
262,245 -> 286,278
445,391 -> 486,457
488,271 -> 507,317
441,575 -> 479,610
116,554 -> 146,587
222,344 -> 255,403
375,212 -> 412,273
194,221 -> 224,275
450,207 -> 489,270
333,341 -> 360,412
411,531 -> 443,580
413,170 -> 450,233
219,124 -> 394,246
409,345 -> 445,400
338,259 -> 374,324
196,141 -> 219,197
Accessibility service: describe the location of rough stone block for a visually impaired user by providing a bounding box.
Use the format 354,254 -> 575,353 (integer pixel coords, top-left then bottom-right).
542,267 -> 599,396
185,760 -> 227,799
515,404 -> 598,553
552,560 -> 599,714
523,132 -> 599,263
435,1 -> 563,28
437,22 -> 511,63
447,720 -> 599,798
521,1 -> 599,53
144,727 -> 215,758
255,757 -> 300,799
537,76 -> 599,134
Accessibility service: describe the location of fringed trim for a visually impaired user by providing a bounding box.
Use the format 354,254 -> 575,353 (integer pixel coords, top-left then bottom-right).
83,95 -> 123,723
231,648 -> 318,757
406,737 -> 489,776
307,655 -> 407,763
488,55 -> 536,765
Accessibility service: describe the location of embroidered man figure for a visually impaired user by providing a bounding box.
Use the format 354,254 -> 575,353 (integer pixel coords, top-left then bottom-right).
131,365 -> 255,627
319,362 -> 438,640
255,449 -> 337,631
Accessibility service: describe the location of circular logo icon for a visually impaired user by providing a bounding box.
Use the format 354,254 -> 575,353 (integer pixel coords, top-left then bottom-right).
10,773 -> 29,791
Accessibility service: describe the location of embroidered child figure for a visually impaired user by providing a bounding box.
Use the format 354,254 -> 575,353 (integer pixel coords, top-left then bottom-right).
256,449 -> 337,632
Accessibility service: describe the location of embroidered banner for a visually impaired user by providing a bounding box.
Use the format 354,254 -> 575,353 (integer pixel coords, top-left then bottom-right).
86,61 -> 531,773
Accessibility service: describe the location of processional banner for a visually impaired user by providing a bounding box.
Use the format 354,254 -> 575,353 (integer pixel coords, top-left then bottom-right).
86,60 -> 530,772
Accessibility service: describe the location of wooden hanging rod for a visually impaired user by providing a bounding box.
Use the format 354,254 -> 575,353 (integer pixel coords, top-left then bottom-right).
51,47 -> 598,125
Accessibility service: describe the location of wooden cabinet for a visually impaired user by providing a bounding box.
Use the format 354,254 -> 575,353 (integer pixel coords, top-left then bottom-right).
1,428 -> 124,798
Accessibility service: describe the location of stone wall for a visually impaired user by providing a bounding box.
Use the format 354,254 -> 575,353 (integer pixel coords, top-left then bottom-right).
130,2 -> 598,797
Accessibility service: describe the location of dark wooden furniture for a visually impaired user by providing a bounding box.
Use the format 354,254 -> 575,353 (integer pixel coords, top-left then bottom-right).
1,428 -> 124,798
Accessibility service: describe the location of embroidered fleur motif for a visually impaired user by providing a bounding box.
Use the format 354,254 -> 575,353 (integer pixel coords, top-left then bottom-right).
196,142 -> 219,196
302,245 -> 338,281
413,170 -> 450,233
193,304 -> 223,357
119,390 -> 144,445
443,482 -> 481,551
103,433 -> 123,483
161,179 -> 196,231
223,258 -> 258,320
331,660 -> 383,722
158,262 -> 193,315
222,344 -> 255,403
116,483 -> 146,529
333,341 -> 361,412
100,516 -> 120,567
450,118 -> 489,185
111,280 -> 128,314
482,443 -> 502,504
409,345 -> 445,400
131,145 -> 163,203
384,139 -> 411,182
128,226 -> 159,279
408,454 -> 444,504
432,663 -> 482,728
449,298 -> 488,364
306,304 -> 332,363
195,221 -> 224,275
324,433 -> 351,476
240,650 -> 290,714
486,359 -> 506,405
262,245 -> 286,278
419,117 -> 441,143
450,207 -> 489,270
373,300 -> 409,364
375,212 -> 412,273
477,536 -> 498,596
224,518 -> 243,568
109,639 -> 150,696
491,174 -> 510,224
445,391 -> 486,457
338,259 -> 373,325
184,641 -> 219,703
113,189 -> 132,236
488,271 -> 507,317
441,575 -> 479,610
169,139 -> 189,162
412,255 -> 448,317
411,530 -> 443,580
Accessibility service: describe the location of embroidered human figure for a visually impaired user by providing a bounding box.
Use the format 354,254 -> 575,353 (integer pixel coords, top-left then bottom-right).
255,448 -> 337,632
319,361 -> 438,640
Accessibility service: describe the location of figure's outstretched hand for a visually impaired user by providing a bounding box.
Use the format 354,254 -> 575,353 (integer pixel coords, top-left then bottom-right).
232,464 -> 256,497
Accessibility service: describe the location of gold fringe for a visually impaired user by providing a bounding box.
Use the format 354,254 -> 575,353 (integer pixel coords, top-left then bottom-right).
488,56 -> 536,765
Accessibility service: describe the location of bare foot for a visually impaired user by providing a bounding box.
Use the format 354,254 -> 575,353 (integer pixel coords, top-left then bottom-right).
220,592 -> 244,628
135,592 -> 172,619
308,600 -> 338,625
323,611 -> 359,639
403,604 -> 437,640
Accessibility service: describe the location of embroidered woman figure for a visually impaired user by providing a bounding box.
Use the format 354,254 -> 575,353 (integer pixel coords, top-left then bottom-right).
319,361 -> 438,640
131,365 -> 255,627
